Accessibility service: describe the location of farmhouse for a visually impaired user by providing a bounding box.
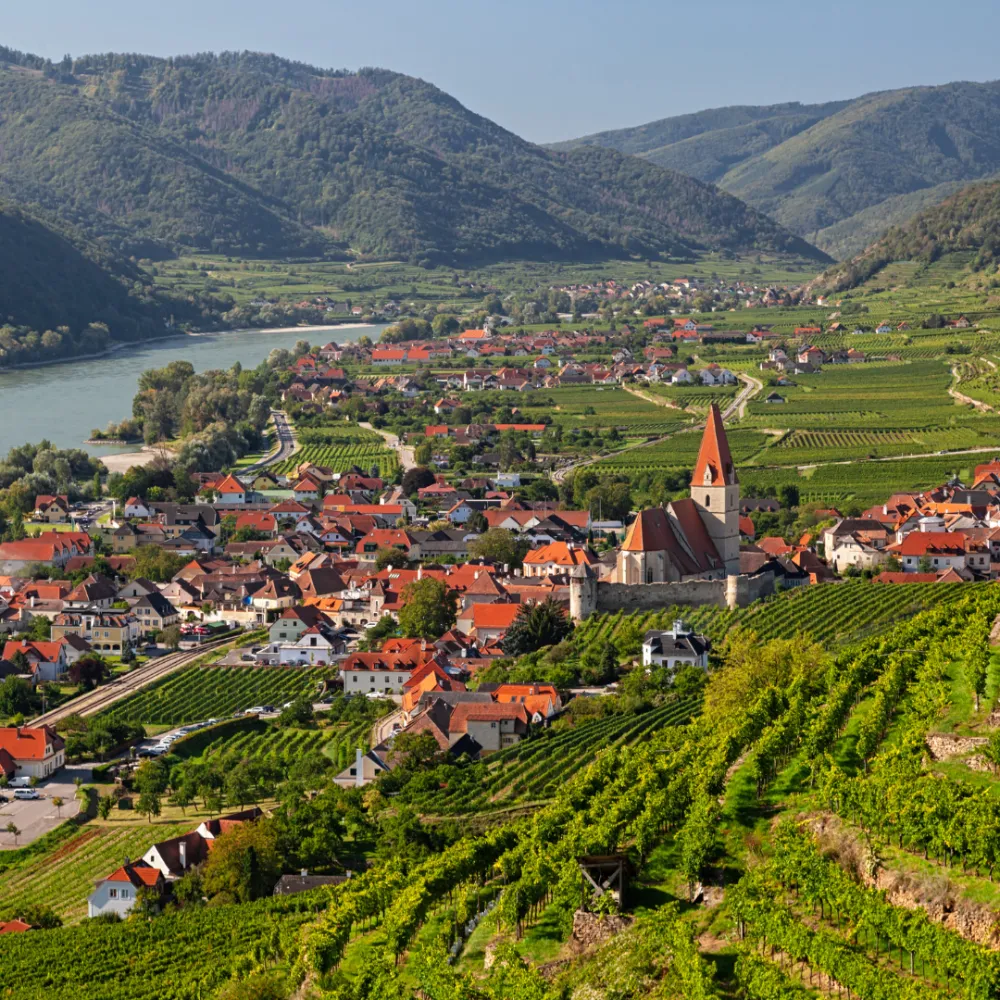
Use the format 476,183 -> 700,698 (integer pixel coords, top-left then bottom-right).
641,621 -> 711,670
0,725 -> 65,780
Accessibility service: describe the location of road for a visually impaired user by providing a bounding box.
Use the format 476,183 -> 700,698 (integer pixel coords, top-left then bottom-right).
371,707 -> 407,747
32,637 -> 237,728
361,422 -> 417,471
0,766 -> 91,850
725,372 -> 763,420
240,410 -> 298,475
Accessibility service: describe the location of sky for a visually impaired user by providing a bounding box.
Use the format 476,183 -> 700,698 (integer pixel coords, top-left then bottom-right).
4,0 -> 1000,143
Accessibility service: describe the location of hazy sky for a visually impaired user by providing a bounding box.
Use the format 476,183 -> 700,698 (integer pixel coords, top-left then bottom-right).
4,1 -> 1000,142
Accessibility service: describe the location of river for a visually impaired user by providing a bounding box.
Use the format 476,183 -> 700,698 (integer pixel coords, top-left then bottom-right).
0,324 -> 388,459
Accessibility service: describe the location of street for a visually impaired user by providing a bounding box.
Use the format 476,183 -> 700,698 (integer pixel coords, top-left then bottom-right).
0,764 -> 92,849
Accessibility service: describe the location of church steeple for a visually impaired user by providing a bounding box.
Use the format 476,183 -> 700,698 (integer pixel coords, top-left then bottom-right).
691,403 -> 738,488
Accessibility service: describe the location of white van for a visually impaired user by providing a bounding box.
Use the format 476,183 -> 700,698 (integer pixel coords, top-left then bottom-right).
13,788 -> 40,800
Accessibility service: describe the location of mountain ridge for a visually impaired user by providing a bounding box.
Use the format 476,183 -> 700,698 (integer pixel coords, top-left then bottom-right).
0,47 -> 828,265
554,81 -> 1000,258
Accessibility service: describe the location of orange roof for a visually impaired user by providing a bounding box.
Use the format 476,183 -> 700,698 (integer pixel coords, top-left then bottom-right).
215,474 -> 246,495
756,537 -> 793,557
691,403 -> 737,487
470,603 -> 522,630
105,860 -> 163,888
0,725 -> 63,761
2,640 -> 65,664
0,920 -> 31,934
522,542 -> 597,568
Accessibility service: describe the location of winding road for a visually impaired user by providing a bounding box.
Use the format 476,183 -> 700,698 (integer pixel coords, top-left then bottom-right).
361,422 -> 418,471
240,410 -> 298,475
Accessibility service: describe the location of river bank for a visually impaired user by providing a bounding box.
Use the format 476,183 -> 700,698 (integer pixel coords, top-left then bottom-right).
0,322 -> 390,457
0,322 -> 378,372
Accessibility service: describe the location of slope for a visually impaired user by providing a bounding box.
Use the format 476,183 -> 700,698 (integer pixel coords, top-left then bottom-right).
0,49 -> 828,265
0,201 -> 170,364
814,176 -> 1000,291
556,81 -> 1000,258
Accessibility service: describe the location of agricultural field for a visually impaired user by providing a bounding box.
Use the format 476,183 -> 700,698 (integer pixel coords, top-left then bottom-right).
99,666 -> 338,728
0,820 -> 193,922
269,423 -> 399,478
174,716 -> 373,773
571,580 -> 978,653
404,697 -> 701,816
518,385 -> 688,436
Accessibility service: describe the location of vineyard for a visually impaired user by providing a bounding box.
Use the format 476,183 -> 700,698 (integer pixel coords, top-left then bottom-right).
570,580 -> 976,654
174,716 -> 373,773
99,666 -> 337,727
270,423 -> 399,478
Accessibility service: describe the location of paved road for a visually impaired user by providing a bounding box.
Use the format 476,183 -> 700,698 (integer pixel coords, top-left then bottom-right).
241,410 -> 298,475
724,373 -> 763,420
32,637 -> 237,728
361,422 -> 417,471
0,765 -> 92,850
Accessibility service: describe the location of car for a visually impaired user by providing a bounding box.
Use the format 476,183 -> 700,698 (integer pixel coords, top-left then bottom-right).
13,788 -> 40,800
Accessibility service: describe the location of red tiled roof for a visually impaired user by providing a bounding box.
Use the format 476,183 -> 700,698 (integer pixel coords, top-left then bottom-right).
0,725 -> 64,761
470,603 -> 522,630
0,919 -> 31,934
215,474 -> 246,495
105,860 -> 163,888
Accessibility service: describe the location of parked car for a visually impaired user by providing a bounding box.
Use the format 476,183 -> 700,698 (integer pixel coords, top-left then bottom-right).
14,788 -> 40,800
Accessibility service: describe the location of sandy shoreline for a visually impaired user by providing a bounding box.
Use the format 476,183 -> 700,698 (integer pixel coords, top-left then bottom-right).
98,446 -> 177,473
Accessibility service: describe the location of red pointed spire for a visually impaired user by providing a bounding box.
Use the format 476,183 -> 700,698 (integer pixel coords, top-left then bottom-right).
691,403 -> 737,487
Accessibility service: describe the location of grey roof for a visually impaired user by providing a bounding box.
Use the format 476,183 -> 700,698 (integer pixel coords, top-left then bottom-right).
642,630 -> 711,659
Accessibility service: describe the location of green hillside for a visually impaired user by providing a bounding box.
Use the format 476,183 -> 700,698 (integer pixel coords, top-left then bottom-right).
556,81 -> 1000,258
0,48 -> 826,265
0,200 -> 170,364
815,177 -> 1000,290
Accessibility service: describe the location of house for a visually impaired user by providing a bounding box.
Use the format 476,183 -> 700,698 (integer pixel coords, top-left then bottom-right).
641,621 -> 711,670
64,574 -> 118,610
699,364 -> 737,386
132,593 -> 180,633
875,322 -> 892,334
822,519 -> 890,573
491,683 -> 562,721
0,920 -> 31,934
212,474 -> 247,505
87,861 -> 166,919
521,542 -> 599,578
268,605 -> 335,644
0,725 -> 65,780
0,534 -> 92,573
1,639 -> 68,683
447,701 -> 529,752
458,602 -> 522,644
122,497 -> 152,519
33,495 -> 71,523
764,392 -> 786,404
50,612 -> 140,656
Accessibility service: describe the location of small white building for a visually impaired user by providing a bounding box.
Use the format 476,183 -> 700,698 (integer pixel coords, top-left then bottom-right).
87,861 -> 165,918
641,621 -> 711,670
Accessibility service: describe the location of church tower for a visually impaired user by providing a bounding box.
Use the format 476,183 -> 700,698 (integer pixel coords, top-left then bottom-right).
691,403 -> 741,576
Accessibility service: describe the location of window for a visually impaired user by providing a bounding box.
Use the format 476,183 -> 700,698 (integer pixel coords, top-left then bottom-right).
705,494 -> 711,506
349,768 -> 356,776
108,888 -> 118,899
121,889 -> 130,899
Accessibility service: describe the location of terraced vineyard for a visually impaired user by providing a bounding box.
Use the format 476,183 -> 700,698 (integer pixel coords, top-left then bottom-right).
0,821 -> 193,922
571,580 -> 978,653
406,697 -> 701,815
271,441 -> 398,479
99,666 -> 337,727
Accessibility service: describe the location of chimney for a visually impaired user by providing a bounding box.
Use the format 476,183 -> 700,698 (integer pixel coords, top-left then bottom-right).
178,840 -> 187,870
30,597 -> 36,608
417,566 -> 423,580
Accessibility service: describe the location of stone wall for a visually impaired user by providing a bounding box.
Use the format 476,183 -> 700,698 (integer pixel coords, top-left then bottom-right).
570,571 -> 775,619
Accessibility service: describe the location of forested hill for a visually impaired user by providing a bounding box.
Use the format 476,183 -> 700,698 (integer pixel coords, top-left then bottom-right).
554,82 -> 1000,259
0,201 -> 169,364
813,178 -> 1000,291
0,48 -> 827,264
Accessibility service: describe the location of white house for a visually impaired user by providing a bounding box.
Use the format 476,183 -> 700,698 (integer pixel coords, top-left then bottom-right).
0,725 -> 66,780
213,474 -> 247,505
670,367 -> 693,385
699,364 -> 737,386
122,497 -> 152,519
87,861 -> 165,918
641,621 -> 711,670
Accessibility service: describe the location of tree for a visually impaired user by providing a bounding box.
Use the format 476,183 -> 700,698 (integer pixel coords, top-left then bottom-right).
170,785 -> 193,816
386,731 -> 442,770
68,655 -> 109,691
777,484 -> 800,509
51,796 -> 64,817
374,547 -> 407,572
137,788 -> 161,822
413,441 -> 434,466
501,598 -> 573,657
0,676 -> 32,717
401,466 -> 436,496
157,625 -> 182,650
202,820 -> 280,903
98,795 -> 114,820
5,822 -> 19,845
466,510 -> 488,534
398,578 -> 457,640
468,527 -> 529,568
918,556 -> 934,573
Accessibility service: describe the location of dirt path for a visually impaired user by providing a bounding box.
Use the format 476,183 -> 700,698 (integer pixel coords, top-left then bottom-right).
949,363 -> 994,412
622,384 -> 682,410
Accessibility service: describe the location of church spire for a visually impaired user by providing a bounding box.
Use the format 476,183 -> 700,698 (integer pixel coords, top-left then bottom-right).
691,403 -> 738,487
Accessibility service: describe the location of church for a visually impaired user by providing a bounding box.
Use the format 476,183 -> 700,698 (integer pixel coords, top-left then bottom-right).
614,403 -> 741,584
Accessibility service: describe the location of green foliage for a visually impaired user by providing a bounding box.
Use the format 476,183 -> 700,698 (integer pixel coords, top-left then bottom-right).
501,598 -> 574,657
397,577 -> 457,640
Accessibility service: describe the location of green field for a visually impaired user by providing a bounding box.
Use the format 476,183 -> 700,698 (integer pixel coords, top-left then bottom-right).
99,667 -> 337,727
